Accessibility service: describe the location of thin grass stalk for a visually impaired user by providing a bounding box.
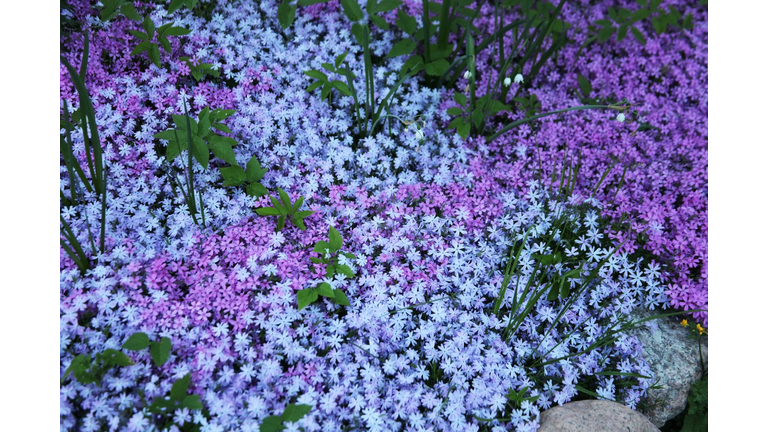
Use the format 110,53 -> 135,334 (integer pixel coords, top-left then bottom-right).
341,62 -> 361,136
437,0 -> 452,52
467,31 -> 476,130
494,227 -> 532,317
181,99 -> 199,224
486,102 -> 629,143
99,162 -> 108,254
60,215 -> 90,272
421,0 -> 431,63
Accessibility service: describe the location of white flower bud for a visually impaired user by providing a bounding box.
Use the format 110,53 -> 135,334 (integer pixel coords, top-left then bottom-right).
464,71 -> 472,80
503,77 -> 512,87
415,128 -> 425,141
616,113 -> 626,123
514,73 -> 524,84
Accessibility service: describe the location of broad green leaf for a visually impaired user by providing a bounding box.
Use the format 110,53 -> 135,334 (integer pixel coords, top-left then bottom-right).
456,118 -> 470,139
577,74 -> 592,97
100,349 -> 135,367
630,26 -> 646,45
329,227 -> 342,252
630,8 -> 650,23
208,135 -> 238,166
597,25 -> 616,43
121,4 -> 142,21
142,15 -> 155,37
617,24 -> 628,41
310,257 -> 323,264
293,216 -> 307,231
336,264 -> 354,278
278,1 -> 297,30
317,282 -> 335,298
182,394 -> 203,410
63,354 -> 90,382
313,241 -> 331,253
213,109 -> 237,121
330,80 -> 352,96
446,107 -> 463,116
158,35 -> 172,53
331,289 -> 350,306
425,59 -> 450,76
282,404 -> 312,422
395,9 -> 417,35
191,135 -> 209,169
130,41 -> 152,56
256,207 -> 282,216
400,54 -> 424,76
220,166 -> 246,187
127,30 -> 149,40
340,0 -> 364,21
164,26 -> 192,36
343,252 -> 356,259
351,22 -> 366,46
170,373 -> 192,401
387,39 -> 417,57
172,114 -> 194,131
304,70 -> 328,81
376,0 -> 403,13
370,14 -> 390,31
306,81 -> 324,92
147,43 -> 161,67
269,196 -> 287,214
211,122 -> 232,133
278,188 -> 292,211
164,132 -> 187,161
321,62 -> 336,73
320,82 -> 332,100
197,107 -> 211,135
259,415 -> 285,432
294,210 -> 314,219
122,332 -> 151,351
246,182 -> 268,198
150,337 -> 172,367
334,52 -> 348,69
168,0 -> 186,14
297,289 -> 319,310
246,157 -> 267,182
453,92 -> 467,106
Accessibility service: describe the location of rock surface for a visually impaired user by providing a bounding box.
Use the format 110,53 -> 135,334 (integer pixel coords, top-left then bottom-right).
538,400 -> 660,432
629,307 -> 708,428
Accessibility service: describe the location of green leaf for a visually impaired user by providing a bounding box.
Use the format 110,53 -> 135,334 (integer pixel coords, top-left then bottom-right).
142,15 -> 155,37
297,289 -> 319,310
298,0 -> 334,5
400,54 -> 424,76
294,210 -> 314,219
259,415 -> 285,432
291,196 -> 305,214
173,114 -> 194,131
197,108 -> 211,136
329,227 -> 343,252
577,74 -> 592,98
277,188 -> 292,212
313,241 -> 331,254
336,264 -> 354,278
446,107 -> 463,116
387,39 -> 417,57
270,196 -> 287,214
376,0 -> 403,13
370,14 -> 390,30
334,52 -> 349,69
630,26 -> 646,45
127,30 -> 149,40
320,82 -> 332,100
629,8 -> 650,24
277,214 -> 287,231
456,118 -> 470,139
425,59 -> 450,76
325,263 -> 335,278
617,24 -> 628,41
340,0 -> 364,21
208,135 -> 238,166
170,373 -> 192,401
282,404 -> 312,422
351,22 -> 365,46
330,80 -> 352,96
220,166 -> 246,187
150,337 -> 172,367
597,25 -> 616,43
245,157 -> 267,182
121,4 -> 142,21
331,289 -> 350,306
317,282 -> 335,298
246,182 -> 269,198
182,394 -> 203,410
343,252 -> 356,259
191,135 -> 209,169
164,26 -> 192,36
395,9 -> 417,35
158,35 -> 172,54
147,43 -> 161,67
453,92 -> 467,107
293,216 -> 307,231
278,1 -> 296,29
304,69 -> 328,81
168,0 -> 186,14
130,40 -> 152,56
122,332 -> 151,351
306,81 -> 324,92
256,207 -> 282,216
100,349 -> 135,367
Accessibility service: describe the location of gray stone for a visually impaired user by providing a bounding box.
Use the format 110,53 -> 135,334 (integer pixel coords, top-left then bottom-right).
629,307 -> 708,428
538,400 -> 660,432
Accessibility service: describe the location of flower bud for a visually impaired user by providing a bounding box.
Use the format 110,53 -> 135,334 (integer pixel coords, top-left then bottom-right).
616,113 -> 626,123
464,71 -> 471,80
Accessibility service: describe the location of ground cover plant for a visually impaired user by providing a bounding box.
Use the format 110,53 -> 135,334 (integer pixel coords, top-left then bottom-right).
60,0 -> 707,430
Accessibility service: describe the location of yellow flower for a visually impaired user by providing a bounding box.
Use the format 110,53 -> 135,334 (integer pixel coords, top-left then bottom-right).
696,324 -> 707,335
681,319 -> 688,327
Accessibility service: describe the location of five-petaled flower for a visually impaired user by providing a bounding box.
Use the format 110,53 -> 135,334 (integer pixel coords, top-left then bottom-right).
681,319 -> 688,327
696,324 -> 707,335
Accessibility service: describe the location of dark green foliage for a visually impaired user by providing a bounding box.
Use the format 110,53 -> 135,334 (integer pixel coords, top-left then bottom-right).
299,227 -> 356,309
259,404 -> 312,432
255,188 -> 314,231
